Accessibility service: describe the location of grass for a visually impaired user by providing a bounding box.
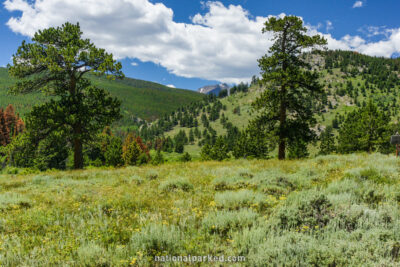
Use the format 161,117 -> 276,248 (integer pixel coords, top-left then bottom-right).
1,153 -> 400,266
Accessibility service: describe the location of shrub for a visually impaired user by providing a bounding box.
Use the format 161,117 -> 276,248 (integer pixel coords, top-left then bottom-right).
122,138 -> 142,166
31,175 -> 52,185
4,133 -> 35,168
137,153 -> 149,165
122,134 -> 150,166
0,192 -> 32,210
359,168 -> 389,184
180,152 -> 191,162
76,242 -> 107,266
130,224 -> 183,256
202,209 -> 258,236
130,175 -> 144,185
278,194 -> 333,230
232,225 -> 267,255
238,170 -> 254,178
152,150 -> 164,165
146,170 -> 159,180
159,178 -> 193,192
212,176 -> 250,191
357,188 -> 384,206
104,137 -> 123,167
345,167 -> 392,184
214,190 -> 267,210
33,131 -> 69,170
258,176 -> 297,196
330,208 -> 365,232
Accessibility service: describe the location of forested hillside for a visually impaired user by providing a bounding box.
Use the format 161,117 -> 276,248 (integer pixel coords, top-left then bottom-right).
135,50 -> 400,157
0,67 -> 203,124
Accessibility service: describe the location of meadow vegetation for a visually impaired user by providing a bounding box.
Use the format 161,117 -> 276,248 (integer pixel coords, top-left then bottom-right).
0,153 -> 400,266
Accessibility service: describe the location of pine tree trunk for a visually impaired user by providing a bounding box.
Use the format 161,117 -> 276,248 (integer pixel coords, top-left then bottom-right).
278,26 -> 288,160
278,97 -> 286,160
73,125 -> 83,169
69,75 -> 84,169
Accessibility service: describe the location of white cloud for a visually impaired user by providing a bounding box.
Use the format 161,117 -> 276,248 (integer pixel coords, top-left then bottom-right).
358,26 -> 392,38
353,1 -> 363,8
131,62 -> 138,66
166,84 -> 175,88
4,0 -> 400,83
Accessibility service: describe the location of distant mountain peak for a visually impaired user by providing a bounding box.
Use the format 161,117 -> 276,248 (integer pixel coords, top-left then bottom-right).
198,83 -> 230,95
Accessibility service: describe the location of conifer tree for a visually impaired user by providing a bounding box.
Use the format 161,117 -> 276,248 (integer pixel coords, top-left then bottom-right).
338,100 -> 390,153
152,150 -> 164,165
8,22 -> 122,169
189,129 -> 195,143
319,126 -> 336,155
201,136 -> 229,161
122,134 -> 142,166
233,118 -> 271,159
254,16 -> 327,159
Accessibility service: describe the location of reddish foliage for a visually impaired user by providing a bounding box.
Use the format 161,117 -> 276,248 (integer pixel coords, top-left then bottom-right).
0,104 -> 25,146
135,136 -> 150,156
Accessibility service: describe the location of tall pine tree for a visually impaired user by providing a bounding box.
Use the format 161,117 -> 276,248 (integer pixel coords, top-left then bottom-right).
8,23 -> 122,169
254,16 -> 327,159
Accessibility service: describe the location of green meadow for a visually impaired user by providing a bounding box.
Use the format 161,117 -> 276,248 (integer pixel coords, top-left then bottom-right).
1,153 -> 400,266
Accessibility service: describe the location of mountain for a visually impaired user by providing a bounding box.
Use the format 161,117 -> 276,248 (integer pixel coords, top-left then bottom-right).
141,50 -> 400,157
0,67 -> 203,124
198,83 -> 230,95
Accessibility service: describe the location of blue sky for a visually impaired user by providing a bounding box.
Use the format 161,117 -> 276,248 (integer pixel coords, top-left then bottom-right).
1,0 -> 399,90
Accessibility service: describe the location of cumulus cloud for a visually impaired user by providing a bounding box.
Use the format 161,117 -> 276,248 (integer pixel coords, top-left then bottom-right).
3,0 -> 400,83
358,26 -> 392,38
131,62 -> 138,67
353,1 -> 363,8
166,84 -> 175,88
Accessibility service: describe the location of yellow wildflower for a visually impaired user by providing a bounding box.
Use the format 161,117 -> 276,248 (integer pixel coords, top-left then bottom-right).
130,257 -> 137,265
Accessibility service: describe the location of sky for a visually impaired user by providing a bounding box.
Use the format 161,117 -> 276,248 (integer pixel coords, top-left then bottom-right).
0,0 -> 399,90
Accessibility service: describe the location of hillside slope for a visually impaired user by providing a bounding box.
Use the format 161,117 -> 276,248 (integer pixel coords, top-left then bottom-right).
0,154 -> 399,265
143,50 -> 400,156
0,67 -> 203,123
